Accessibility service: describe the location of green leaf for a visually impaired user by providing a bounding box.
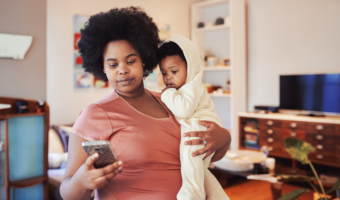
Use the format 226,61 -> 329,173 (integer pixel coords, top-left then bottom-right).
278,174 -> 316,182
285,138 -> 315,164
278,189 -> 309,200
326,179 -> 340,194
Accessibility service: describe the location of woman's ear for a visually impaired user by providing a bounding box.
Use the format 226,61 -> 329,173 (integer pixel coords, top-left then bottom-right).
103,68 -> 106,73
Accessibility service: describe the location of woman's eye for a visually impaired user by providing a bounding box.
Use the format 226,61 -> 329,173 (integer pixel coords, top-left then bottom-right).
109,63 -> 118,68
127,60 -> 136,65
162,73 -> 166,76
172,71 -> 177,74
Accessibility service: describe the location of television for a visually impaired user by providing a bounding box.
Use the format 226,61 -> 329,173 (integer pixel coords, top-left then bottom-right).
280,73 -> 340,116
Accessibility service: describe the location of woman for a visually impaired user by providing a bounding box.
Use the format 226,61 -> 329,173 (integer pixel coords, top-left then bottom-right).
60,7 -> 231,200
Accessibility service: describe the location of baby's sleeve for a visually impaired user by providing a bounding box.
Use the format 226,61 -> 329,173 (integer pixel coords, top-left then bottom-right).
71,104 -> 112,141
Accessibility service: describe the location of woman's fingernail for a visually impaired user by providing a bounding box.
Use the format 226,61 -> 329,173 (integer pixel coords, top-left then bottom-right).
185,142 -> 188,145
118,161 -> 123,165
192,153 -> 196,157
183,133 -> 187,137
93,153 -> 98,158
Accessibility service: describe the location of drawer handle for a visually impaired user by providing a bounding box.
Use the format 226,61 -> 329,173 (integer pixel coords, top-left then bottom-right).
316,154 -> 323,160
267,121 -> 274,126
290,123 -> 297,128
316,125 -> 324,131
316,135 -> 324,140
267,138 -> 274,143
268,146 -> 273,152
316,144 -> 323,150
267,129 -> 273,134
290,132 -> 297,137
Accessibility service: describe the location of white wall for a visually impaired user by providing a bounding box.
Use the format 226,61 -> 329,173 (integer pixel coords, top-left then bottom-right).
0,0 -> 46,101
247,0 -> 340,111
47,0 -> 203,124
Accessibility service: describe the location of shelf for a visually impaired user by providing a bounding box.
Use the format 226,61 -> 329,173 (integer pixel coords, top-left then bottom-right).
203,66 -> 231,71
209,93 -> 231,97
194,25 -> 230,33
192,0 -> 229,8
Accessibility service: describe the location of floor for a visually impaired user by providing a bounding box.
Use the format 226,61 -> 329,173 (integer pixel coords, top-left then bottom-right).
222,177 -> 316,200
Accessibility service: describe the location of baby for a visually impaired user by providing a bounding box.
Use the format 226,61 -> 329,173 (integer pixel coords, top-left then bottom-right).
158,34 -> 229,200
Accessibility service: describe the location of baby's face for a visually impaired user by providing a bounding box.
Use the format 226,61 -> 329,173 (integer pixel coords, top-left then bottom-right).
159,55 -> 187,90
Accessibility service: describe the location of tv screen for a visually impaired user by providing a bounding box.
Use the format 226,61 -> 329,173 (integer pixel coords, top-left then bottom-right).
280,74 -> 340,114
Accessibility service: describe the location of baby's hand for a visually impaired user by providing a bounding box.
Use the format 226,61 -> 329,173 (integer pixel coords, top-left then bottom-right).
78,153 -> 123,190
162,85 -> 173,93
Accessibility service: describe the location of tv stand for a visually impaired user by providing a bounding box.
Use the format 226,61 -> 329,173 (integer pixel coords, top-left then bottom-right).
297,113 -> 325,117
238,112 -> 340,168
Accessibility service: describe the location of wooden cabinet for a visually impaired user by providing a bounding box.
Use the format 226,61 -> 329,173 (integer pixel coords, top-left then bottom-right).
0,97 -> 49,200
239,113 -> 340,168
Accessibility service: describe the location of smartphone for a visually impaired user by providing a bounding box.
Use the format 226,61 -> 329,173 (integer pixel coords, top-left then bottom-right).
82,140 -> 118,168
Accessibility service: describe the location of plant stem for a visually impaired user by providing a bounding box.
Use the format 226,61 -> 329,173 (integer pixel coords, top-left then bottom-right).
305,178 -> 322,198
308,161 -> 327,200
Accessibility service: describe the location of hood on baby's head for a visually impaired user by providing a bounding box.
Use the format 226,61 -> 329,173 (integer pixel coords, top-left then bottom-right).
162,34 -> 203,84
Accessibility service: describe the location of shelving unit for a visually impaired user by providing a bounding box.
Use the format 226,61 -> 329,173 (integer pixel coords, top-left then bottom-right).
191,0 -> 247,149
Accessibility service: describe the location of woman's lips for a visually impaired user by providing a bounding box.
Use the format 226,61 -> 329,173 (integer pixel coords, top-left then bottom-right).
118,78 -> 134,86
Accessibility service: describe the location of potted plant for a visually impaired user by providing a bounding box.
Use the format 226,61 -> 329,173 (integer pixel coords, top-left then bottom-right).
278,138 -> 340,200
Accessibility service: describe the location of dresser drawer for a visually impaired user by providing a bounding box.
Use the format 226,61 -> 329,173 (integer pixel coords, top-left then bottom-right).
259,126 -> 281,137
260,145 -> 283,155
307,123 -> 335,135
259,119 -> 281,127
282,121 -> 306,130
309,153 -> 334,163
336,125 -> 340,135
305,134 -> 335,145
282,129 -> 306,140
334,146 -> 340,158
312,144 -> 334,154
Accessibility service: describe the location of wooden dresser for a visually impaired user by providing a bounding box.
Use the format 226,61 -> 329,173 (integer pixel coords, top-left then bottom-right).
239,112 -> 340,168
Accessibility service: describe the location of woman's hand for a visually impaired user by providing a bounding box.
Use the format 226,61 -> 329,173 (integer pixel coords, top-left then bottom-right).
78,153 -> 123,190
60,133 -> 123,200
183,120 -> 231,161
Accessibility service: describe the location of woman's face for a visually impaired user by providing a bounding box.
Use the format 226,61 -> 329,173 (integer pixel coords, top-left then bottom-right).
103,40 -> 144,96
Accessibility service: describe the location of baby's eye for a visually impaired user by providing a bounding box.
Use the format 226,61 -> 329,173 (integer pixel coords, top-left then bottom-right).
127,60 -> 135,65
161,72 -> 166,76
172,71 -> 178,74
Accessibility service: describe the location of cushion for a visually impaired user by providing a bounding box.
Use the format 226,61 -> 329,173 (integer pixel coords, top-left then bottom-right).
48,128 -> 64,154
58,125 -> 73,152
48,153 -> 68,169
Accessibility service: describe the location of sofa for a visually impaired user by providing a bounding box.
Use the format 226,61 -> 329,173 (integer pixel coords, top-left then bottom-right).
48,125 -> 72,200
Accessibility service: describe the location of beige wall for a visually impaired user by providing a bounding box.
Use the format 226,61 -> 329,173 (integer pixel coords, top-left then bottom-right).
247,0 -> 340,111
0,0 -> 47,100
47,0 -> 203,124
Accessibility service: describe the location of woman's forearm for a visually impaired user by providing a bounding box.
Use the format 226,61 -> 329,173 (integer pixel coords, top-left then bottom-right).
60,172 -> 92,200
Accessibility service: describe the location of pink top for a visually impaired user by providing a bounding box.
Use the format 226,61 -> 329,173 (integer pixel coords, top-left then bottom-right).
72,89 -> 182,200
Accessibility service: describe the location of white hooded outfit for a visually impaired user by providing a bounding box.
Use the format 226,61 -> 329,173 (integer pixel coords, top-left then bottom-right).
161,34 -> 229,200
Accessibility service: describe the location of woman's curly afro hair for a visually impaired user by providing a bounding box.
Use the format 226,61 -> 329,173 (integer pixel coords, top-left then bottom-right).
77,7 -> 160,81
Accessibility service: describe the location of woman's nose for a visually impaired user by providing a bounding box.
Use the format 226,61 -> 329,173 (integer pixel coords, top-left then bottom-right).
118,64 -> 129,75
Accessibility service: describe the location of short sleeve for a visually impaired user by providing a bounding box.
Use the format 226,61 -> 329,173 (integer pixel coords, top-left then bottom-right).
71,104 -> 112,141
